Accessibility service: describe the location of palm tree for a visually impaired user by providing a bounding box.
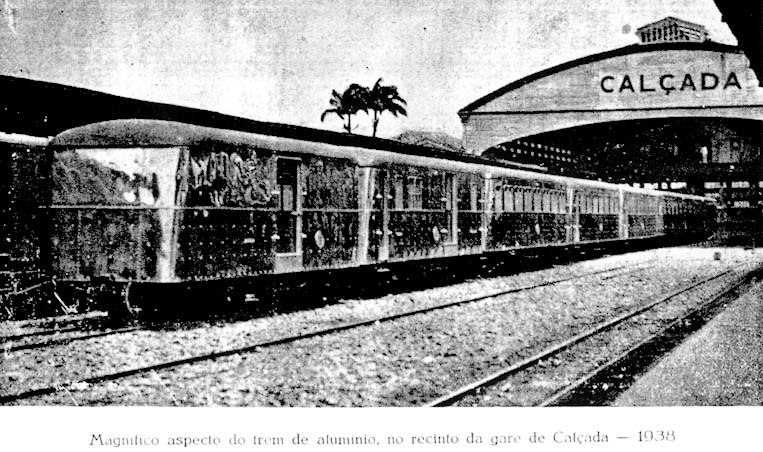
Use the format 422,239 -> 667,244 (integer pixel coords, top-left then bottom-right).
320,84 -> 369,134
367,78 -> 407,137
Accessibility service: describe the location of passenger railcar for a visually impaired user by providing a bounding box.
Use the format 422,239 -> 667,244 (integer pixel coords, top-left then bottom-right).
8,119 -> 716,318
1,132 -> 51,318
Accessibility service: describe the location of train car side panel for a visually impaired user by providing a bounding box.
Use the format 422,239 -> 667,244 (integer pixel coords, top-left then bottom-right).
48,147 -> 179,282
301,156 -> 360,269
175,144 -> 277,280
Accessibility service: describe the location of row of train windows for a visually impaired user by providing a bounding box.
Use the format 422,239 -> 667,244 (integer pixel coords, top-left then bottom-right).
277,161 -> 683,217
493,189 -> 567,213
665,203 -> 699,214
577,195 -> 618,215
389,174 -> 454,211
627,198 -> 659,214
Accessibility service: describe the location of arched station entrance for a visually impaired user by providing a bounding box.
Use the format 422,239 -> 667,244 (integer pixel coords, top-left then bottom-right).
459,17 -> 763,241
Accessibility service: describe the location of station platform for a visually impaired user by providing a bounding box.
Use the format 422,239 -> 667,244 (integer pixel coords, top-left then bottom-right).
612,279 -> 763,406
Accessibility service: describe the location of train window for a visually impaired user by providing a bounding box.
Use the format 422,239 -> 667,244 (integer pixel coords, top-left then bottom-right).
505,188 -> 515,213
523,190 -> 532,212
563,193 -> 568,213
531,190 -> 541,212
407,176 -> 423,209
550,193 -> 558,213
391,175 -> 404,209
458,175 -> 474,211
561,193 -> 568,213
494,185 -> 503,212
422,172 -> 444,210
515,189 -> 523,212
444,174 -> 454,211
52,147 -> 180,207
560,193 -> 566,213
303,158 -> 358,209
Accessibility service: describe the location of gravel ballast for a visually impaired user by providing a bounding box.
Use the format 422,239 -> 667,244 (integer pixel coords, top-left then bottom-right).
2,246 -> 761,406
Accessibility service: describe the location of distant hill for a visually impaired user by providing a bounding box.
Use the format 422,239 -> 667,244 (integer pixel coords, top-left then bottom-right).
393,131 -> 466,154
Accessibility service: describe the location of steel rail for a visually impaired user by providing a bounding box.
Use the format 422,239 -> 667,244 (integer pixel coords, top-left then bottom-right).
0,263 -> 640,404
3,327 -> 142,353
537,265 -> 761,407
423,264 -> 746,407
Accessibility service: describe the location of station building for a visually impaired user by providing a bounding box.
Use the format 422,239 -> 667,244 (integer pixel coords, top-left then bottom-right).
459,17 -> 763,234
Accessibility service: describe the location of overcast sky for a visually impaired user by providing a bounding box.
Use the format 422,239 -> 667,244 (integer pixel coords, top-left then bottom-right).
0,0 -> 736,138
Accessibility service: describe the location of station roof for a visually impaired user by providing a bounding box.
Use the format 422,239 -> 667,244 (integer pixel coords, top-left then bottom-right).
458,41 -> 742,116
0,75 -> 542,171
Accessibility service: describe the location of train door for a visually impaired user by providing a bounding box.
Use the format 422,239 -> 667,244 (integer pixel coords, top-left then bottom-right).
273,158 -> 302,272
367,168 -> 388,262
567,187 -> 579,243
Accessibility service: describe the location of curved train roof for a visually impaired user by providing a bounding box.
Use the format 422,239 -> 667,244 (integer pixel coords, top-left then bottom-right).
52,119 -> 712,202
51,119 -> 545,172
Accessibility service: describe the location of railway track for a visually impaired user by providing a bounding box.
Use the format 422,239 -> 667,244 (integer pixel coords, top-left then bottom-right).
0,309 -> 141,353
0,261 -> 653,355
424,262 -> 760,407
0,262 -> 650,405
2,326 -> 141,354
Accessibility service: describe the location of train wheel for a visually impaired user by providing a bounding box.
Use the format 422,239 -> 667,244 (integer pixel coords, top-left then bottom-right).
107,282 -> 140,323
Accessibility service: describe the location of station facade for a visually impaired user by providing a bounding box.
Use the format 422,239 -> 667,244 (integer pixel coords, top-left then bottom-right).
459,17 -> 763,231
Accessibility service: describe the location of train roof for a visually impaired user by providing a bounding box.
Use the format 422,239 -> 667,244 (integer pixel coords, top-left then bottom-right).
50,119 -> 546,172
50,119 -> 713,202
0,131 -> 51,148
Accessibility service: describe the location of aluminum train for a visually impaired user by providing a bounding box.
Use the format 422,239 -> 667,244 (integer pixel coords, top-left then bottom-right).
2,119 -> 715,318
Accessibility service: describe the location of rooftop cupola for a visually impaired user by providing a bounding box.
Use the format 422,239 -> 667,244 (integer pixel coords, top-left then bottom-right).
636,16 -> 709,44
